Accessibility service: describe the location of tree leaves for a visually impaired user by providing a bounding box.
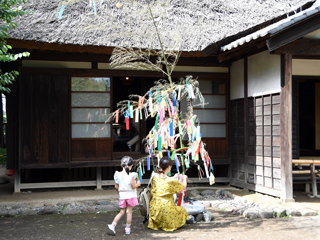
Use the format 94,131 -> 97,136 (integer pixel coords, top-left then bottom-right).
0,0 -> 29,93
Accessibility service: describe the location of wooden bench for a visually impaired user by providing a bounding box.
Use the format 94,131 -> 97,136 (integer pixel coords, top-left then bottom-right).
292,159 -> 320,197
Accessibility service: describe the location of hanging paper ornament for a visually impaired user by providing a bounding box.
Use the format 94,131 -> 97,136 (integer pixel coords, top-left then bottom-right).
185,156 -> 190,168
170,121 -> 174,137
175,156 -> 180,174
130,105 -> 133,118
138,170 -> 142,183
198,165 -> 203,179
158,136 -> 162,151
204,160 -> 209,178
139,162 -> 143,175
149,91 -> 153,117
58,5 -> 65,20
93,0 -> 97,15
147,157 -> 150,170
159,108 -> 163,123
154,114 -> 159,130
177,85 -> 181,100
126,116 -> 129,130
209,172 -> 215,185
138,96 -> 142,110
175,155 -> 181,167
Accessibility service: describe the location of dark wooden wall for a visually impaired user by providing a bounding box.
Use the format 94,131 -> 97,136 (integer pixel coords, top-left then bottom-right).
203,138 -> 228,159
252,94 -> 281,190
6,81 -> 19,170
230,99 -> 244,181
230,94 -> 282,197
19,74 -> 70,169
71,139 -> 112,162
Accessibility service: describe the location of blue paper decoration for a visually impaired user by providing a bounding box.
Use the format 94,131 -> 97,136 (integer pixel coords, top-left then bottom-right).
58,5 -> 65,19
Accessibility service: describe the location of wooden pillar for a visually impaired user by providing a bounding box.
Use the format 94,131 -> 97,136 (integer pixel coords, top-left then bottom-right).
310,161 -> 318,197
244,58 -> 248,183
96,167 -> 102,190
14,168 -> 20,193
280,54 -> 294,201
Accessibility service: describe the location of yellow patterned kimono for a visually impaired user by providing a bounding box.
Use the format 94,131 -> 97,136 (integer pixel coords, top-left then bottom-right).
148,175 -> 189,231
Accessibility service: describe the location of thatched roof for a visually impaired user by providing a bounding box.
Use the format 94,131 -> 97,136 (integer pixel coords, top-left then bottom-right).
7,0 -> 315,53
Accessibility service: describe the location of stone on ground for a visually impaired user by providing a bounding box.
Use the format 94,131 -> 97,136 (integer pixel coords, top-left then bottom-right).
201,190 -> 215,195
258,209 -> 274,219
301,209 -> 318,216
286,208 -> 301,217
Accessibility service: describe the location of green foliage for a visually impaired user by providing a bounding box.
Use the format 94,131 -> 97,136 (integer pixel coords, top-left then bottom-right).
0,0 -> 30,93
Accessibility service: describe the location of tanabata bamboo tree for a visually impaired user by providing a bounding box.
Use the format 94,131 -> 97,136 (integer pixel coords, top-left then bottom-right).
58,0 -> 215,183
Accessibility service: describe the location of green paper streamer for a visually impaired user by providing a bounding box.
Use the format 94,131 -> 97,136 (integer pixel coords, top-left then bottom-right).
157,89 -> 160,102
171,149 -> 176,160
151,157 -> 156,172
168,171 -> 171,177
140,110 -> 142,120
158,136 -> 162,151
128,101 -> 130,115
154,114 -> 159,130
139,162 -> 143,176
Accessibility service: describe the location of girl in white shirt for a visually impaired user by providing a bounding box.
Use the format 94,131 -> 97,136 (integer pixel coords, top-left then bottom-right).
107,156 -> 141,236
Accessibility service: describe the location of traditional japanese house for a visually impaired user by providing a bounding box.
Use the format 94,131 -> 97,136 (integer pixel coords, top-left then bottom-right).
4,0 -> 319,201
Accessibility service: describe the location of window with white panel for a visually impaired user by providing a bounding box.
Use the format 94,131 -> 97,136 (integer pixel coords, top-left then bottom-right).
71,77 -> 111,138
181,80 -> 227,138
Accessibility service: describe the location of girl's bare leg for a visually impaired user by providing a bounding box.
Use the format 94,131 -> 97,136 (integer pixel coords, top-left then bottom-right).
114,208 -> 126,223
126,206 -> 133,225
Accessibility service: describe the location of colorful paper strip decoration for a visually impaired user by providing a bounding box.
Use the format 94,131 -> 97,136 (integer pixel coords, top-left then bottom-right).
147,157 -> 150,170
138,170 -> 142,183
58,5 -> 65,19
175,156 -> 180,174
115,110 -> 119,123
93,0 -> 97,15
126,117 -> 129,130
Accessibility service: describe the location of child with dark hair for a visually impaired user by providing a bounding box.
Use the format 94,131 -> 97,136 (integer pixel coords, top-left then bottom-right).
107,156 -> 141,236
148,156 -> 189,231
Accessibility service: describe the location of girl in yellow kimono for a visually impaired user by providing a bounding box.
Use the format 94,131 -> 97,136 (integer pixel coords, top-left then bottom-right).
148,157 -> 189,231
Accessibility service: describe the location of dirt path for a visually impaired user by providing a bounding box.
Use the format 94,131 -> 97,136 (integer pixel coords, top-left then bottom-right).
1,207 -> 319,240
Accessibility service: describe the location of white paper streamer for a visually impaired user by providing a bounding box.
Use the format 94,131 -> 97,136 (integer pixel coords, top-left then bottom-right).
177,85 -> 181,100
130,105 -> 133,118
204,160 -> 209,178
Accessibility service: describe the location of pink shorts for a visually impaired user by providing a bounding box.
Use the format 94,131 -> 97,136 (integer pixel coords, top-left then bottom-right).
119,197 -> 139,208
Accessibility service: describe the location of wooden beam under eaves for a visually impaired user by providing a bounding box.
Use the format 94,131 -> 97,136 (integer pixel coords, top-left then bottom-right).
267,12 -> 320,52
271,38 -> 320,56
216,36 -> 269,63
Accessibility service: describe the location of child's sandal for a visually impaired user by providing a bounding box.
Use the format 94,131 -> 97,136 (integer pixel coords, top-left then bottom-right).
125,227 -> 131,235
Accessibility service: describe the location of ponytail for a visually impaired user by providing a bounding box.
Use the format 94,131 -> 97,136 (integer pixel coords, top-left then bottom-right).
156,167 -> 164,174
125,165 -> 130,175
